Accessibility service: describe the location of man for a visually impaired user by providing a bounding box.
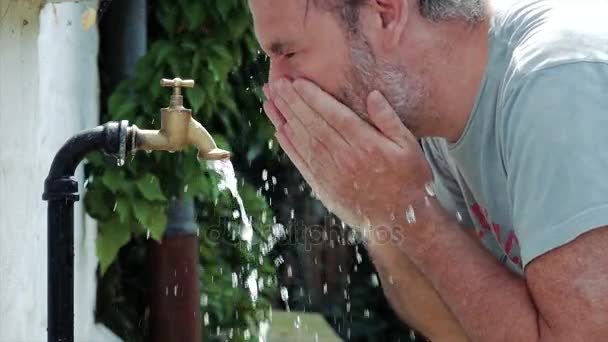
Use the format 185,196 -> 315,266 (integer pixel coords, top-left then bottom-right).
249,0 -> 608,340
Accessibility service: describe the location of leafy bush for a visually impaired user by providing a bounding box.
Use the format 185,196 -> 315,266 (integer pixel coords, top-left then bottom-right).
86,0 -> 277,340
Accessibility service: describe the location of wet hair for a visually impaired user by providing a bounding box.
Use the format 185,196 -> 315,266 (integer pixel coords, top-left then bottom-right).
309,0 -> 485,28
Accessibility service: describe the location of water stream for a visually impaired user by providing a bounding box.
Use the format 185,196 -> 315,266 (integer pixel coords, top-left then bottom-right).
207,159 -> 254,245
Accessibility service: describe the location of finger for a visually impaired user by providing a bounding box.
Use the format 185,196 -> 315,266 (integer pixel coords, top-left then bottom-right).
272,79 -> 351,150
292,78 -> 375,144
272,89 -> 339,170
281,123 -> 336,173
275,129 -> 330,198
263,83 -> 271,101
366,90 -> 417,147
263,100 -> 286,129
272,93 -> 310,149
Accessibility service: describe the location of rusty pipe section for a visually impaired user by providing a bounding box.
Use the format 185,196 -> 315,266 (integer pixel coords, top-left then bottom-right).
130,78 -> 231,160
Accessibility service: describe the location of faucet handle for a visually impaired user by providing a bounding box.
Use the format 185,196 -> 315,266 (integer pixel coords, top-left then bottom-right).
160,78 -> 195,96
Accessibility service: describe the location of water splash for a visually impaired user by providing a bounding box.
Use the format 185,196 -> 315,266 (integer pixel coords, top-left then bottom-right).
246,269 -> 259,303
207,160 -> 253,244
405,205 -> 416,225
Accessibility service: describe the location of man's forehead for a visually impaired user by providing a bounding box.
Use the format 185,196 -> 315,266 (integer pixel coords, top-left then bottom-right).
249,0 -> 312,52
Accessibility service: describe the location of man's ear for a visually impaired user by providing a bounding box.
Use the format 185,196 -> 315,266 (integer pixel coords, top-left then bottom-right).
373,0 -> 409,50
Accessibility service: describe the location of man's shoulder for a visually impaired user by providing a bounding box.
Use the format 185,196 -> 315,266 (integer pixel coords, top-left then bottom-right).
496,0 -> 608,82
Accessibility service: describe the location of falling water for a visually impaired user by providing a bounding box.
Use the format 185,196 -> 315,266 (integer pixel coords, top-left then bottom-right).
207,159 -> 253,244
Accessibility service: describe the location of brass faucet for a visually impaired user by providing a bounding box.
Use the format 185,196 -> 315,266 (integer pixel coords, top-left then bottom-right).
129,78 -> 231,160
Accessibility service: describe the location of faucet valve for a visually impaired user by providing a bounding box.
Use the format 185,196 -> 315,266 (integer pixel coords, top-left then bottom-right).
160,78 -> 195,96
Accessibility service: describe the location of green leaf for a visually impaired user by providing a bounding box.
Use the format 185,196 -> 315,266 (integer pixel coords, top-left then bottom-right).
216,0 -> 233,20
135,174 -> 166,201
114,100 -> 137,119
97,219 -> 131,275
115,196 -> 131,223
154,40 -> 174,66
191,51 -> 202,76
229,10 -> 251,39
185,85 -> 205,113
148,206 -> 167,240
101,169 -> 124,194
84,187 -> 111,220
132,198 -> 152,226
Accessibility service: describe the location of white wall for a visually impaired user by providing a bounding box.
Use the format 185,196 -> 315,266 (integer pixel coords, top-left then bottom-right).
0,0 -> 120,340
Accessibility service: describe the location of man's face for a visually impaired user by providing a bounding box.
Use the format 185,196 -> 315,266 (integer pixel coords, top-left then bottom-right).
250,0 -> 426,131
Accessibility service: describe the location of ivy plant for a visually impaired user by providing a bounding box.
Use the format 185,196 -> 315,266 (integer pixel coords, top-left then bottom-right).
85,0 -> 277,340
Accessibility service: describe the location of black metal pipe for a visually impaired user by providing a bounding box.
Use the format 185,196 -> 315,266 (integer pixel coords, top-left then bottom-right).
43,120 -> 130,342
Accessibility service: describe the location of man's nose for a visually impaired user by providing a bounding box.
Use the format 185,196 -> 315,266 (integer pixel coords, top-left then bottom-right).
268,60 -> 292,83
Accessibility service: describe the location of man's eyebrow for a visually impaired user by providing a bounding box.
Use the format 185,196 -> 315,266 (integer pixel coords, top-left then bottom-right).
269,41 -> 293,56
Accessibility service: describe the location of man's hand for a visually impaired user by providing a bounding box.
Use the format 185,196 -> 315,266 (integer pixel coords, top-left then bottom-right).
263,78 -> 433,232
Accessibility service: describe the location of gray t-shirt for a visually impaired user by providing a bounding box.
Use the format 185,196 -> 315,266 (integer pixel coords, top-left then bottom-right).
421,0 -> 608,275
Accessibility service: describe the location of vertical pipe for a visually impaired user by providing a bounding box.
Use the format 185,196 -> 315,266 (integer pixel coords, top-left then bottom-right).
47,199 -> 75,342
149,198 -> 201,342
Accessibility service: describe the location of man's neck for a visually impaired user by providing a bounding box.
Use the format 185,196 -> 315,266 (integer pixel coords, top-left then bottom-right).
425,19 -> 490,143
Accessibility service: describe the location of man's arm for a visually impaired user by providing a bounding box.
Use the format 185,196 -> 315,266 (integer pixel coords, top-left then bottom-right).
398,198 -> 608,341
365,235 -> 469,341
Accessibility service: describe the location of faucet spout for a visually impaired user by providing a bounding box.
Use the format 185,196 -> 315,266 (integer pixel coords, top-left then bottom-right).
188,118 -> 231,160
129,77 -> 231,160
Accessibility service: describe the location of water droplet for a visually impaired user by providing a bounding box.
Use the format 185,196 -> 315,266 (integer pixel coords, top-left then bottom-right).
183,184 -> 189,193
112,202 -> 117,212
364,309 -> 370,318
290,209 -> 295,220
232,272 -> 238,288
244,329 -> 250,339
200,294 -> 208,306
262,169 -> 268,181
146,229 -> 150,240
287,265 -> 292,278
271,176 -> 277,185
425,182 -> 436,197
456,211 -> 463,222
116,158 -> 125,167
371,274 -> 379,287
268,139 -> 274,150
174,285 -> 178,296
346,302 -> 351,313
168,150 -> 175,153
246,270 -> 259,302
203,312 -> 209,326
145,150 -> 152,154
280,286 -> 289,302
338,265 -> 342,273
264,181 -> 269,191
409,329 -> 416,340
232,210 -> 240,219
294,315 -> 301,329
405,205 -> 416,224
323,283 -> 328,294
388,275 -> 394,284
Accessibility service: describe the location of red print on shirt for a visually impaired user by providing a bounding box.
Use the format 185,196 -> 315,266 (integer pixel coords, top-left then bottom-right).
471,203 -> 522,267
